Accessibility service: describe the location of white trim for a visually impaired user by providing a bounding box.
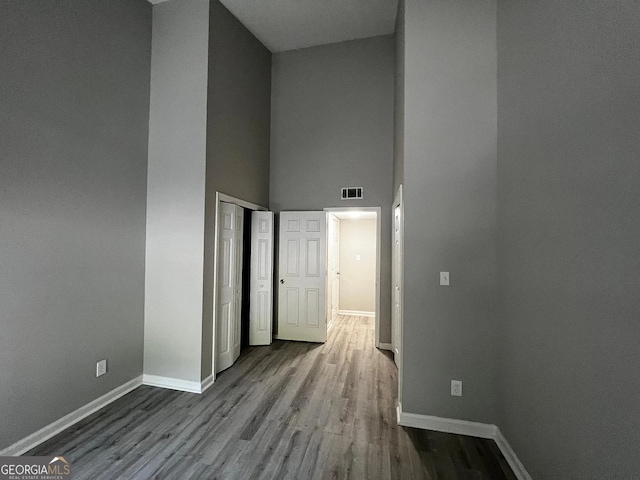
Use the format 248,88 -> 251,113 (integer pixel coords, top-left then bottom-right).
392,185 -> 404,404
494,428 -> 534,480
323,206 -> 382,348
0,376 -> 142,457
378,342 -> 394,351
327,315 -> 336,333
397,403 -> 496,438
142,374 -> 213,394
217,192 -> 268,212
200,374 -> 214,394
396,402 -> 532,480
338,309 -> 375,317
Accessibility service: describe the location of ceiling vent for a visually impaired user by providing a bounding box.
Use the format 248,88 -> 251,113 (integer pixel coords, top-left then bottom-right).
341,187 -> 363,200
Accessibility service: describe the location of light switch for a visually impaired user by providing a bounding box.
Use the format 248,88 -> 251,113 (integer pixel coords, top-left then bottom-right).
356,254 -> 361,261
440,272 -> 449,286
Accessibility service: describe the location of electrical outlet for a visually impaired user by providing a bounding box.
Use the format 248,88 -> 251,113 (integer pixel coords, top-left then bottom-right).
440,272 -> 449,286
451,380 -> 462,397
96,359 -> 107,377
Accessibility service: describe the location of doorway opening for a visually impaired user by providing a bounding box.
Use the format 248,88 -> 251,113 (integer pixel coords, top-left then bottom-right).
324,207 -> 381,348
240,210 -> 252,350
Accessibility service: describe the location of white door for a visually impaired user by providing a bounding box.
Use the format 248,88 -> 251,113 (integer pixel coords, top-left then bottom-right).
216,202 -> 243,374
278,211 -> 327,343
328,214 -> 340,327
250,212 -> 274,345
392,205 -> 402,369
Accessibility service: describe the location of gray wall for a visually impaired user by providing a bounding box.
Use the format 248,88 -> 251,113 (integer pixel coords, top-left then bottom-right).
270,36 -> 395,343
393,0 -> 405,196
144,0 -> 209,383
497,1 -> 640,478
402,0 -> 498,423
201,0 -> 272,379
0,0 -> 151,450
339,219 -> 377,313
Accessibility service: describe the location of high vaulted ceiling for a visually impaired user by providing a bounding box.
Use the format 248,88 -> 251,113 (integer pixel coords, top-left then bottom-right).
148,0 -> 398,52
218,0 -> 398,52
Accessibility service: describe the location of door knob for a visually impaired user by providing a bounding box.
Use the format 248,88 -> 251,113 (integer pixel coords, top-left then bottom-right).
280,279 -> 284,284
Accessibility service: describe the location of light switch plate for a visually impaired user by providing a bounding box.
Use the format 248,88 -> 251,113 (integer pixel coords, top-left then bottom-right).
440,272 -> 449,286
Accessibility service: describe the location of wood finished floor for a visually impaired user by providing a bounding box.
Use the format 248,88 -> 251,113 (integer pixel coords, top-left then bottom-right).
28,315 -> 516,480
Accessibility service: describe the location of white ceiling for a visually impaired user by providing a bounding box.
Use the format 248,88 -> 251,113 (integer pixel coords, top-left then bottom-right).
218,0 -> 398,52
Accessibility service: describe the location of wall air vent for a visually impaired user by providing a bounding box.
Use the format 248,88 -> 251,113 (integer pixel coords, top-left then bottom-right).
341,187 -> 364,200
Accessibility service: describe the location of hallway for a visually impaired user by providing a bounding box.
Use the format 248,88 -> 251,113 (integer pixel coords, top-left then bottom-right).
29,315 -> 515,479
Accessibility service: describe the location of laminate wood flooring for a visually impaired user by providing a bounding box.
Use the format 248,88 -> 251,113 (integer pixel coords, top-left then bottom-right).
28,315 -> 517,480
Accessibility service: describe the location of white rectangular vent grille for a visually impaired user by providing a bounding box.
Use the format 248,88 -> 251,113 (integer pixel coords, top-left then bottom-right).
341,187 -> 363,200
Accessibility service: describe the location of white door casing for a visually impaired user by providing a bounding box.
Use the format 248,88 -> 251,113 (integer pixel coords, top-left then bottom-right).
328,214 -> 340,328
277,211 -> 327,343
392,186 -> 404,400
216,202 -> 243,374
392,205 -> 402,368
250,211 -> 274,345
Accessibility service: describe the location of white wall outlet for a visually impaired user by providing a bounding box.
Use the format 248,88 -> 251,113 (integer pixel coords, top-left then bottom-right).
451,380 -> 462,397
356,254 -> 361,261
440,272 -> 450,286
96,359 -> 107,377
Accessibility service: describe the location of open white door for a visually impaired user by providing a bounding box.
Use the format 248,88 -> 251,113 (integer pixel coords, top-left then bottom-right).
327,214 -> 340,330
392,204 -> 402,369
278,211 -> 327,343
216,202 -> 243,374
250,211 -> 274,345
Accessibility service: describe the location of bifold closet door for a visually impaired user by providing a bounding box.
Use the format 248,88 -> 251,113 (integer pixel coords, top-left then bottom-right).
216,202 -> 243,373
249,211 -> 274,346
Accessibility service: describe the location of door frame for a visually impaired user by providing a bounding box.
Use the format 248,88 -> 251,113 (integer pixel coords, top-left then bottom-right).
326,212 -> 340,333
392,185 -> 404,405
323,206 -> 382,349
212,192 -> 267,380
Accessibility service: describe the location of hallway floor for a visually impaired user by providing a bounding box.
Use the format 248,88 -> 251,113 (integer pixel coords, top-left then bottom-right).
29,315 -> 516,479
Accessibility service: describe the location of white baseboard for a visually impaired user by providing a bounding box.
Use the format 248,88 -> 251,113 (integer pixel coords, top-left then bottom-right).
0,375 -> 143,457
396,402 -> 532,480
142,374 -> 212,394
396,402 -> 497,438
378,342 -> 394,351
494,427 -> 533,480
338,310 -> 375,317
